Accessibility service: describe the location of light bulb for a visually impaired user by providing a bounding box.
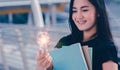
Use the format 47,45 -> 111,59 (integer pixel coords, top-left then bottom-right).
37,32 -> 50,49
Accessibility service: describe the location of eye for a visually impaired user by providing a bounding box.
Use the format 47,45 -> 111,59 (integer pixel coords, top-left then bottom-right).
82,9 -> 89,12
72,10 -> 77,13
72,8 -> 77,13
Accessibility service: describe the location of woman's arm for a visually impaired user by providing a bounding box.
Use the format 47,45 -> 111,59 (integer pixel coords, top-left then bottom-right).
102,60 -> 118,70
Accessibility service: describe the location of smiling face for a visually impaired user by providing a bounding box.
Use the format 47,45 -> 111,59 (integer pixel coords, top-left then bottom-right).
72,0 -> 97,32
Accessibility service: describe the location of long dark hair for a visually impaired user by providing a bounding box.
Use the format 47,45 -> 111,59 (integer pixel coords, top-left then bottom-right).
69,0 -> 113,41
55,0 -> 113,48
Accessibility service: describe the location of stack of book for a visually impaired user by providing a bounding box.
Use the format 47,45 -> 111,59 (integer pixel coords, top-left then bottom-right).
50,43 -> 92,70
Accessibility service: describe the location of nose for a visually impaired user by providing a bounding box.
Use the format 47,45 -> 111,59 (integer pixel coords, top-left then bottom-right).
77,11 -> 83,19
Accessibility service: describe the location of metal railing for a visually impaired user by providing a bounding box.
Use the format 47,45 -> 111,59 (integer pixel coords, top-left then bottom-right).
0,0 -> 70,7
0,24 -> 70,70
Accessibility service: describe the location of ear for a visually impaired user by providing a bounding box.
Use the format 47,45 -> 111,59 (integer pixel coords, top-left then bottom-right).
97,14 -> 100,17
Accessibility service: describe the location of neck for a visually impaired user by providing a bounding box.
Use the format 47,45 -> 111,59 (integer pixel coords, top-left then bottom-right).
83,26 -> 97,42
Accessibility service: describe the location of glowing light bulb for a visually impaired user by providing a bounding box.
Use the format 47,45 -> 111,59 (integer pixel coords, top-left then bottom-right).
37,32 -> 50,48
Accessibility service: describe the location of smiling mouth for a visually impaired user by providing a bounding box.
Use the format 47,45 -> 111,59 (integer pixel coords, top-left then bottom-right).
77,20 -> 87,25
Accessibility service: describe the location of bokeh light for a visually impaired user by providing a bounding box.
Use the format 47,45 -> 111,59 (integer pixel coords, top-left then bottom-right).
37,32 -> 50,48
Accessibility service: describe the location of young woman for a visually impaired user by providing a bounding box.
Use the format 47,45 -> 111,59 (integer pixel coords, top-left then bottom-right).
36,0 -> 118,70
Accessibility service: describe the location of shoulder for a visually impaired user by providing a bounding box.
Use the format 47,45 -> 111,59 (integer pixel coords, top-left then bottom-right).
55,34 -> 81,48
95,38 -> 116,50
100,40 -> 117,52
96,39 -> 118,64
95,39 -> 117,56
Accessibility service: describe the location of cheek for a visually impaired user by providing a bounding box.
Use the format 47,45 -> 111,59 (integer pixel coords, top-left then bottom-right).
86,12 -> 96,23
72,14 -> 77,24
72,14 -> 75,21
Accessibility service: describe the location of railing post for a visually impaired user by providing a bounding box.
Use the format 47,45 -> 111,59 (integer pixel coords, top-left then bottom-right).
31,0 -> 44,28
0,31 -> 9,70
50,4 -> 57,25
15,29 -> 29,70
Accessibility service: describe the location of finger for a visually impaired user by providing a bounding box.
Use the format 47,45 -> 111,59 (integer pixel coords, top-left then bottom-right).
38,52 -> 51,67
43,52 -> 53,68
36,48 -> 45,61
42,54 -> 52,68
37,50 -> 49,65
41,49 -> 48,58
39,51 -> 49,63
36,49 -> 51,68
37,56 -> 48,68
46,55 -> 52,68
36,56 -> 45,66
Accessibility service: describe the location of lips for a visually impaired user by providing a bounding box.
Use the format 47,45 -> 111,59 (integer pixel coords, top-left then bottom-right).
76,20 -> 87,25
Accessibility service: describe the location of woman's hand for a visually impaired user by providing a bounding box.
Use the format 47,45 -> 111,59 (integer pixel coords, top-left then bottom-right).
36,48 -> 52,69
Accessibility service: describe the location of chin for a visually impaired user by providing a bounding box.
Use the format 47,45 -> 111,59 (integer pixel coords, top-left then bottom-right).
78,27 -> 87,31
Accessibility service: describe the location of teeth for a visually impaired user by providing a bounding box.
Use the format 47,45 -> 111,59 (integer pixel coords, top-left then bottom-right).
77,20 -> 86,24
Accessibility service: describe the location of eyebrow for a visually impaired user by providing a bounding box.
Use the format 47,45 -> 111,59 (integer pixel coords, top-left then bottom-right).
72,6 -> 89,9
81,6 -> 89,8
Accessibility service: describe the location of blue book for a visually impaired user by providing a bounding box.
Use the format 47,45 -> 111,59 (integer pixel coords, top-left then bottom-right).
50,43 -> 92,70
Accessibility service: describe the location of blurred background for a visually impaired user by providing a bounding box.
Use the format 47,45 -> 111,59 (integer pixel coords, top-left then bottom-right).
0,0 -> 119,70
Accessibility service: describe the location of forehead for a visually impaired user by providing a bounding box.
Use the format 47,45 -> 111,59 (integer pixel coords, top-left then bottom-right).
73,0 -> 93,7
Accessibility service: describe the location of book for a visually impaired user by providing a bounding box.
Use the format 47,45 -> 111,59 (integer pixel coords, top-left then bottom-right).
82,46 -> 92,70
50,43 -> 92,70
